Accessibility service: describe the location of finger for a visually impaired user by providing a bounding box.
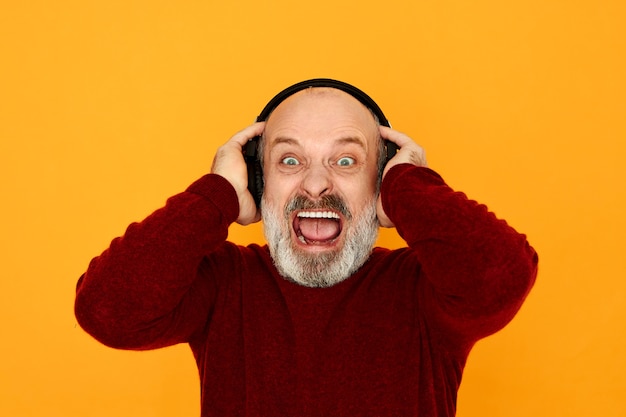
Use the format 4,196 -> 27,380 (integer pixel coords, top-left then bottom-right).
229,122 -> 266,148
379,126 -> 427,168
379,125 -> 415,148
211,123 -> 264,176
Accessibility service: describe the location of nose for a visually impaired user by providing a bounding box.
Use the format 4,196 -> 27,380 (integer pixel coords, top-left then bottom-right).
300,163 -> 333,200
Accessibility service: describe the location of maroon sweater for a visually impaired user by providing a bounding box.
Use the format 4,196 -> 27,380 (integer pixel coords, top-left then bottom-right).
75,164 -> 537,416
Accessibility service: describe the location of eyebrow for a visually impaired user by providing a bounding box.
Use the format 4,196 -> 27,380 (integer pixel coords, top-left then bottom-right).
335,136 -> 366,149
271,137 -> 300,147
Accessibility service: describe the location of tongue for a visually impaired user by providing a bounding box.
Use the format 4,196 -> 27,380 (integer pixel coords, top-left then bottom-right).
298,218 -> 340,242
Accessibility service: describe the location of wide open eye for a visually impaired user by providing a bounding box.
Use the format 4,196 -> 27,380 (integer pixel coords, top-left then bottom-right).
281,156 -> 300,166
336,156 -> 356,167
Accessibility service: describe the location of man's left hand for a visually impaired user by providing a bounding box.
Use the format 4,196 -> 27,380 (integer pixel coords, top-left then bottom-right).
376,126 -> 428,228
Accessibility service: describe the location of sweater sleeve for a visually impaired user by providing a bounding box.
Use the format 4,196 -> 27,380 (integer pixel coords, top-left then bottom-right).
381,164 -> 538,346
74,174 -> 240,350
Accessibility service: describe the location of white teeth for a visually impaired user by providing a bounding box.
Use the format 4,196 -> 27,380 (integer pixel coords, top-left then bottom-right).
297,211 -> 340,219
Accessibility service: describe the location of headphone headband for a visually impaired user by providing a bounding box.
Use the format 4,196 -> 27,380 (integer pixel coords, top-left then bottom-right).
256,78 -> 390,127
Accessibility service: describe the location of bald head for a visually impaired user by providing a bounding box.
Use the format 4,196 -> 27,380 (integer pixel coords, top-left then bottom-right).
260,87 -> 386,177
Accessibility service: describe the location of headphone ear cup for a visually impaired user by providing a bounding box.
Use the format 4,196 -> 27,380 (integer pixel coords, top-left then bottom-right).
244,137 -> 264,207
384,140 -> 399,164
252,160 -> 264,207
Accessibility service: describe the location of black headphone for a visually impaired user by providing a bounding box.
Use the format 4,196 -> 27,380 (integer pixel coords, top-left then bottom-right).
243,78 -> 397,207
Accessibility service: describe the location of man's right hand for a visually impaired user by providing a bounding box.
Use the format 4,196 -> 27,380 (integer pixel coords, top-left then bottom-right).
211,122 -> 265,225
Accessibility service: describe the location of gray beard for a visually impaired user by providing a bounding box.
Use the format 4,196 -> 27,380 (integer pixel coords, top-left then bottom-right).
262,194 -> 379,288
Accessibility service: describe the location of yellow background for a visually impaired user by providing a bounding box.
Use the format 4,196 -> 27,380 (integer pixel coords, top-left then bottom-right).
1,0 -> 624,416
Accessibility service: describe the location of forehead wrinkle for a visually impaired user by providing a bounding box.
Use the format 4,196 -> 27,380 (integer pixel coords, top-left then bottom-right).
269,135 -> 367,156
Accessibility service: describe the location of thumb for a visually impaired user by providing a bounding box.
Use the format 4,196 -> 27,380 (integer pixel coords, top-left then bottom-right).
376,193 -> 394,228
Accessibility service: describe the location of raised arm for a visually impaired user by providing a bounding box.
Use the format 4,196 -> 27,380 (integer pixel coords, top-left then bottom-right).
75,123 -> 264,349
378,127 -> 538,344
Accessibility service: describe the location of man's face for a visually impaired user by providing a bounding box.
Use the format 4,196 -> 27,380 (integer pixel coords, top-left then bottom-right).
261,88 -> 381,287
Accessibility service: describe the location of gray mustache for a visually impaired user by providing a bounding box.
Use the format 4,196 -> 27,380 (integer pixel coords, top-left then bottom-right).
285,195 -> 352,220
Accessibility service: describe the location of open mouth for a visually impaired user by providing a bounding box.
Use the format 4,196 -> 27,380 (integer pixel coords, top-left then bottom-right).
293,210 -> 343,245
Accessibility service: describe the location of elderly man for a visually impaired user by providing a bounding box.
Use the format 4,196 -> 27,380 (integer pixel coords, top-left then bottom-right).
75,78 -> 537,416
